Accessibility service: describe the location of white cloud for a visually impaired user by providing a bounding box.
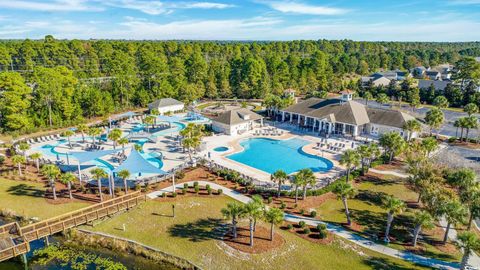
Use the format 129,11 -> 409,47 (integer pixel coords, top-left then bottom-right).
101,0 -> 234,15
179,2 -> 235,9
0,0 -> 102,12
263,1 -> 349,15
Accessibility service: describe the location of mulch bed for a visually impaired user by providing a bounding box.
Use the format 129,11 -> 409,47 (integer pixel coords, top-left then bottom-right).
223,225 -> 285,254
281,222 -> 334,245
449,141 -> 480,149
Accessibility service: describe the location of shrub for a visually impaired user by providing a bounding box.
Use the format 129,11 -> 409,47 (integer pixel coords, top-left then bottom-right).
162,192 -> 167,198
318,229 -> 327,239
134,184 -> 141,191
175,170 -> 185,179
287,224 -> 293,230
267,197 -> 273,204
206,184 -> 210,190
0,155 -> 5,166
310,210 -> 317,218
183,183 -> 189,189
299,209 -> 305,215
244,186 -> 248,193
217,188 -> 223,195
293,203 -> 298,209
280,202 -> 286,209
193,181 -> 199,188
194,185 -> 200,194
298,221 -> 306,228
317,224 -> 327,231
180,188 -> 186,195
448,137 -> 456,143
303,228 -> 311,234
207,188 -> 212,195
172,192 -> 177,198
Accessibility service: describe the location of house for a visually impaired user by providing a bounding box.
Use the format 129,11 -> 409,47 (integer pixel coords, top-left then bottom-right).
360,75 -> 391,87
211,108 -> 264,136
425,70 -> 441,80
148,98 -> 184,114
418,80 -> 450,92
277,91 -> 417,139
412,66 -> 427,78
372,70 -> 410,81
434,64 -> 452,80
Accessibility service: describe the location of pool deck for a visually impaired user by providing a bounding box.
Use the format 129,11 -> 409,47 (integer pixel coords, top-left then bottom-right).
200,126 -> 347,183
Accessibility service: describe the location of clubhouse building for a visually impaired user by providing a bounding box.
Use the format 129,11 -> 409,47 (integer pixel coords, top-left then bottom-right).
277,91 -> 417,139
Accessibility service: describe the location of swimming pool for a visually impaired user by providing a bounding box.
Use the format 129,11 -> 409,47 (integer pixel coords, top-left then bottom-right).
213,146 -> 229,152
227,138 -> 333,174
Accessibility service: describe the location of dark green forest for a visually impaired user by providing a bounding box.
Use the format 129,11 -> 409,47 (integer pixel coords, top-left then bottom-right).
1,36 -> 480,134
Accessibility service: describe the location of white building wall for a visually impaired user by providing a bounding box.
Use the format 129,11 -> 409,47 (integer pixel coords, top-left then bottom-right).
155,104 -> 184,114
212,121 -> 254,136
367,123 -> 414,139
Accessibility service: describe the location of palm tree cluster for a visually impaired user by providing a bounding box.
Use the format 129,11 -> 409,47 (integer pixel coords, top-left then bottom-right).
180,123 -> 205,162
221,196 -> 284,247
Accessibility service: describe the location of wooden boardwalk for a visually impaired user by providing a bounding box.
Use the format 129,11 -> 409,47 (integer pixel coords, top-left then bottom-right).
0,191 -> 146,262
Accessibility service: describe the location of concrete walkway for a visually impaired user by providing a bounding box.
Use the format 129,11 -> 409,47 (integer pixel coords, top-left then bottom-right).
147,181 -> 463,269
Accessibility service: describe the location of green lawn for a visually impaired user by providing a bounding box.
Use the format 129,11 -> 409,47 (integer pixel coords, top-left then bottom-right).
0,178 -> 90,220
316,174 -> 462,263
86,195 -> 431,270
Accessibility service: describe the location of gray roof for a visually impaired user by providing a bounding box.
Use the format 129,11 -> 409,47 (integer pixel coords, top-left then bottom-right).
283,97 -> 414,128
148,98 -> 184,108
418,79 -> 450,91
211,108 -> 263,125
366,108 -> 414,129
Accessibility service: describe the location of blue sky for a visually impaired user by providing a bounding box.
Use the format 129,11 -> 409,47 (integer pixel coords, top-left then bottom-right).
0,0 -> 479,41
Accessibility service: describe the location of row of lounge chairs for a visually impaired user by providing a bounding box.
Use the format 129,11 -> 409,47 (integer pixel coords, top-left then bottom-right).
253,128 -> 284,136
317,142 -> 347,153
27,134 -> 61,144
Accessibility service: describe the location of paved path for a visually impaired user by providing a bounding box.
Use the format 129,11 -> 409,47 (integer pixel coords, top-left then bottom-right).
147,181 -> 463,269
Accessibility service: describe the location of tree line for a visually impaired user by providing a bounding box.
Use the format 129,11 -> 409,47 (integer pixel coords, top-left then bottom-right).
1,36 -> 480,135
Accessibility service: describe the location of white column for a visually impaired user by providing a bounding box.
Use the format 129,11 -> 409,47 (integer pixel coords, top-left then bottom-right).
297,115 -> 300,124
282,111 -> 285,122
304,117 -> 308,125
353,126 -> 359,136
312,119 -> 316,130
290,114 -> 293,123
328,123 -> 333,134
342,124 -> 346,134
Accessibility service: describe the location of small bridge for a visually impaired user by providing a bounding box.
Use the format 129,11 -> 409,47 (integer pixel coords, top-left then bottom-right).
0,191 -> 146,262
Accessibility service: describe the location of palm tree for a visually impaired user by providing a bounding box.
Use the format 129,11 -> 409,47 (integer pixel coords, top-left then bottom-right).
357,144 -> 380,175
339,149 -> 360,183
403,119 -> 421,141
117,169 -> 131,194
143,115 -> 155,132
134,143 -> 143,152
433,96 -> 449,109
63,130 -> 75,149
18,142 -> 30,159
411,211 -> 434,247
41,164 -> 60,200
421,137 -> 438,157
88,127 -> 102,146
242,199 -> 264,247
221,201 -> 244,239
333,182 -> 356,225
442,200 -> 467,244
91,168 -> 108,201
424,108 -> 444,137
464,116 -> 478,142
60,172 -> 76,199
271,169 -> 288,198
263,207 -> 284,241
292,172 -> 304,203
376,93 -> 390,105
77,124 -> 88,143
118,137 -> 129,155
464,103 -> 478,116
457,231 -> 480,270
29,152 -> 42,172
251,195 -> 265,231
297,168 -> 315,200
383,196 -> 406,242
11,155 -> 26,175
108,128 -> 122,149
379,132 -> 406,163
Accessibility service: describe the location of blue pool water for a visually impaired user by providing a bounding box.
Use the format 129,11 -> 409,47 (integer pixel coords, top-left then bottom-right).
214,146 -> 229,152
227,138 -> 333,174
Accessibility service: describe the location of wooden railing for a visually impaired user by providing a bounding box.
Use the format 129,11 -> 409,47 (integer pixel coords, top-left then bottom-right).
0,191 -> 146,262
